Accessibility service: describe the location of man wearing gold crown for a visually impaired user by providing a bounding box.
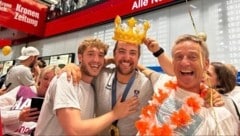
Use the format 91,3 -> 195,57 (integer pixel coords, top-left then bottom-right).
61,16 -> 229,135
135,34 -> 237,135
90,16 -> 155,136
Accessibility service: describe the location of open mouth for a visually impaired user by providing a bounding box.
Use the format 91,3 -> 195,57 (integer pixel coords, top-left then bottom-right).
180,71 -> 194,75
90,64 -> 101,70
121,62 -> 130,67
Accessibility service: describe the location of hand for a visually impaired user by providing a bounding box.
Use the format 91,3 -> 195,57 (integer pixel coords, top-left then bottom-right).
19,107 -> 40,122
203,88 -> 224,107
0,88 -> 6,95
104,57 -> 115,66
58,63 -> 81,85
112,96 -> 139,119
143,38 -> 161,53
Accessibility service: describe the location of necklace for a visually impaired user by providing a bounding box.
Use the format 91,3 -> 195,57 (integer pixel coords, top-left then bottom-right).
135,80 -> 207,136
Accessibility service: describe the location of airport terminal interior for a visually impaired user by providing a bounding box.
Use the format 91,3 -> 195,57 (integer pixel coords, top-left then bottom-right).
0,0 -> 240,135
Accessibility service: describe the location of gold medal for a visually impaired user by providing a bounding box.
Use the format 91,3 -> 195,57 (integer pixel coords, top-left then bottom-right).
109,125 -> 119,136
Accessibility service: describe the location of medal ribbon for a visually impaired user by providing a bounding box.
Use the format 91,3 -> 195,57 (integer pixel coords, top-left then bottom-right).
111,71 -> 136,126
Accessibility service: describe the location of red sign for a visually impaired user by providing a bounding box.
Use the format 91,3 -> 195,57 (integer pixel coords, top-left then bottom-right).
45,0 -> 180,37
0,0 -> 47,37
0,39 -> 11,47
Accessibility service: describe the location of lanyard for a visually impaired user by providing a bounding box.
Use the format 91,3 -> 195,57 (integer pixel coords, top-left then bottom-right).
111,71 -> 136,108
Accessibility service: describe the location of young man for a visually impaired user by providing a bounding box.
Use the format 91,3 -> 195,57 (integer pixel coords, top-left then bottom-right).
93,40 -> 154,135
4,46 -> 40,91
35,38 -> 138,135
136,34 -> 237,135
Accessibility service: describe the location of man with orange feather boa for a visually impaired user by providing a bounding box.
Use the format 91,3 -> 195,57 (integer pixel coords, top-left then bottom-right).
135,34 -> 237,135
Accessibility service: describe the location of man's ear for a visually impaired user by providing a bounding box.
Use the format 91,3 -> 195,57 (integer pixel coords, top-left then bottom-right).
78,54 -> 82,64
204,58 -> 210,71
29,56 -> 36,63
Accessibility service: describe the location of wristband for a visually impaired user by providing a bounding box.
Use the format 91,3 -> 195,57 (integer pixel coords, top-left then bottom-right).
153,48 -> 164,57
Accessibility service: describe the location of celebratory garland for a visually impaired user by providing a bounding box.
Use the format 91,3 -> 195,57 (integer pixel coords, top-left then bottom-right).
135,80 -> 208,136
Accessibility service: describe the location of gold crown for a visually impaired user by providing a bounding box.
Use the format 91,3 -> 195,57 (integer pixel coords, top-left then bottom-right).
112,15 -> 150,45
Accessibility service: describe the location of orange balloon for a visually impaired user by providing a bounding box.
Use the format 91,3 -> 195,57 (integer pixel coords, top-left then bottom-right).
2,45 -> 12,56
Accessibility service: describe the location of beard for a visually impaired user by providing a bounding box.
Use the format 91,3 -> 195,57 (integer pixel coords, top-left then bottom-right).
29,61 -> 35,68
29,58 -> 37,68
81,64 -> 92,77
80,61 -> 101,77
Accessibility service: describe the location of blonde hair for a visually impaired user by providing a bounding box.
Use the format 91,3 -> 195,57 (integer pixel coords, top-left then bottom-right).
78,38 -> 109,55
39,65 -> 60,79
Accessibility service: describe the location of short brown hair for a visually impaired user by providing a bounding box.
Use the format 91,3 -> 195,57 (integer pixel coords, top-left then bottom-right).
172,34 -> 209,59
211,62 -> 236,94
78,38 -> 109,55
113,41 -> 141,58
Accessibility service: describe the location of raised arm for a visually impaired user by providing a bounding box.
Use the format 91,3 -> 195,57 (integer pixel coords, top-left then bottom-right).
143,38 -> 174,76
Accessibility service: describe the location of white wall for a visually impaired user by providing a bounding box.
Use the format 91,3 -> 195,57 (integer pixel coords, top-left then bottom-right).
1,0 -> 240,70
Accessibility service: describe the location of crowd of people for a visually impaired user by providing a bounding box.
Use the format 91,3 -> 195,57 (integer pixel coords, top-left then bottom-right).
0,15 -> 239,136
47,0 -> 102,20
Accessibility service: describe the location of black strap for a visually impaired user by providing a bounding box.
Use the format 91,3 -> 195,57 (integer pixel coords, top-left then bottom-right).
231,98 -> 240,120
111,71 -> 136,126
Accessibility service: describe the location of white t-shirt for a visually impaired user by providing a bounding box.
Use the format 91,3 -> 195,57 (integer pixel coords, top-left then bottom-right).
5,65 -> 35,91
229,86 -> 240,116
228,86 -> 240,135
94,68 -> 154,136
144,72 -> 237,135
35,73 -> 94,135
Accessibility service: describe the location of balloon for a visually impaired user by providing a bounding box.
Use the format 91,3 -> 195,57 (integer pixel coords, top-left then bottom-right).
2,46 -> 12,56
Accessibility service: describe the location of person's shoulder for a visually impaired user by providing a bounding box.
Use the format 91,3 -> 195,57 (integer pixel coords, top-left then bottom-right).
202,106 -> 233,120
231,86 -> 240,94
198,106 -> 237,135
43,76 -> 59,98
96,67 -> 115,78
136,70 -> 150,80
2,86 -> 22,96
14,64 -> 27,68
13,65 -> 30,72
229,86 -> 240,100
57,72 -> 68,80
55,73 -> 73,86
0,86 -> 21,102
135,70 -> 153,86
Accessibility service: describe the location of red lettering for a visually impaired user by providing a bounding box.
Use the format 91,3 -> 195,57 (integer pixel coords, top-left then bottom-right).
15,126 -> 32,134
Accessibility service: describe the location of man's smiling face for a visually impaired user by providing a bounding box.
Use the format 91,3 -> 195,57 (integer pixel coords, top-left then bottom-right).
172,40 -> 209,92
